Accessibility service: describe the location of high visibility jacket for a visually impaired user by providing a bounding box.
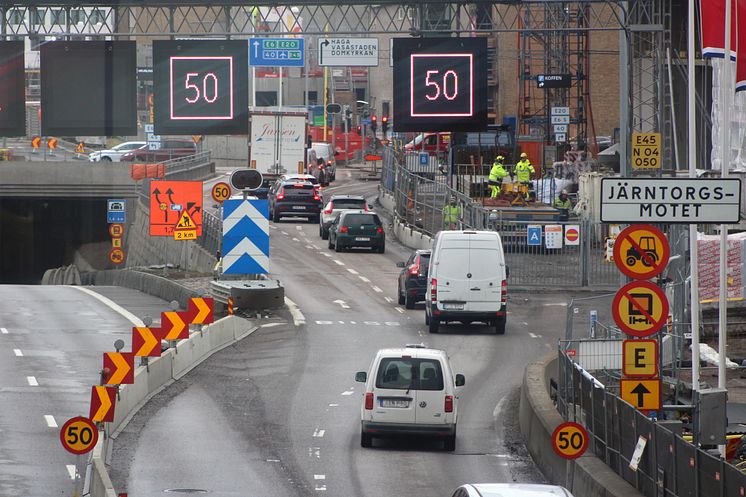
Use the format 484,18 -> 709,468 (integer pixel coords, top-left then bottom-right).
443,204 -> 461,223
553,197 -> 573,210
515,160 -> 535,182
489,162 -> 508,182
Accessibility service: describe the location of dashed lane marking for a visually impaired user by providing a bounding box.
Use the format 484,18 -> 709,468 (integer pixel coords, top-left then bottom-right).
296,226 -> 303,231
529,332 -> 539,339
306,245 -> 314,249
260,323 -> 284,328
314,320 -> 400,326
1,327 -> 7,334
371,286 -> 383,293
395,307 -> 404,313
341,390 -> 354,396
328,403 -> 339,407
27,376 -> 38,386
347,268 -> 359,275
313,429 -> 325,438
384,297 -> 393,303
45,415 -> 57,428
333,260 -> 345,266
359,276 -> 370,283
281,231 -> 289,236
315,475 -> 326,480
66,465 -> 76,480
13,348 -> 23,357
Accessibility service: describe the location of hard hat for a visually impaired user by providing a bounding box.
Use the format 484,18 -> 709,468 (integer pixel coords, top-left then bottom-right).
561,189 -> 568,195
496,155 -> 504,161
520,152 -> 528,158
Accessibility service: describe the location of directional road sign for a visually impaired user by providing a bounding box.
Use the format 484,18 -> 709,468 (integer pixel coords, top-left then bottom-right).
620,378 -> 661,411
551,421 -> 588,460
211,182 -> 232,203
613,224 -> 670,280
103,352 -> 134,385
186,297 -> 214,325
623,339 -> 658,378
537,74 -> 572,88
222,199 -> 270,275
161,311 -> 188,340
132,326 -> 162,357
631,132 -> 661,170
60,417 -> 99,455
149,181 -> 203,237
612,281 -> 669,337
249,38 -> 304,67
107,199 -> 126,223
90,385 -> 116,422
318,37 -> 379,66
527,225 -> 542,246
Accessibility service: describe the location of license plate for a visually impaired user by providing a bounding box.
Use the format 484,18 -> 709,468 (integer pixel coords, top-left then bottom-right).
442,303 -> 464,310
381,399 -> 409,408
355,237 -> 370,241
292,205 -> 306,210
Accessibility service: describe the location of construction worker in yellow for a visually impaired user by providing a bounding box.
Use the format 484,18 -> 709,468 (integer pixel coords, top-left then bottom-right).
514,152 -> 535,199
442,196 -> 462,230
488,155 -> 509,198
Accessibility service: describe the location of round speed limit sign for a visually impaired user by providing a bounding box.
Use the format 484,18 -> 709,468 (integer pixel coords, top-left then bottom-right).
211,182 -> 232,203
551,421 -> 588,460
60,416 -> 99,455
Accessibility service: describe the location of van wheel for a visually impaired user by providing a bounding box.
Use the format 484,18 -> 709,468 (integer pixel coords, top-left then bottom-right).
425,312 -> 430,325
495,316 -> 506,335
405,295 -> 415,309
444,434 -> 456,451
361,432 -> 372,448
428,317 -> 440,334
398,292 -> 405,305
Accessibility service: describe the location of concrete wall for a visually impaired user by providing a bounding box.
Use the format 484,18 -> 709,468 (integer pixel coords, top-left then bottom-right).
89,316 -> 257,497
519,353 -> 644,497
83,269 -> 197,310
0,161 -> 138,198
203,135 -> 249,169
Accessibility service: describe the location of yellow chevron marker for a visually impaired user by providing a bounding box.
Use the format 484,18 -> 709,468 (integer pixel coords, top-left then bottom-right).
193,299 -> 209,323
107,353 -> 131,385
162,311 -> 186,340
133,327 -> 159,357
92,386 -> 112,422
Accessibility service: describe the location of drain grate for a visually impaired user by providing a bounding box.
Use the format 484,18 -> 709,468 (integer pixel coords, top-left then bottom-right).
164,489 -> 209,494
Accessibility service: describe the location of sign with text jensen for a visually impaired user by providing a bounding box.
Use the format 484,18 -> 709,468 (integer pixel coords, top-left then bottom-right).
600,178 -> 742,224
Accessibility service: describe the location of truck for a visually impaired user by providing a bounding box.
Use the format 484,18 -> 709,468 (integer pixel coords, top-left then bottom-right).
249,107 -> 308,193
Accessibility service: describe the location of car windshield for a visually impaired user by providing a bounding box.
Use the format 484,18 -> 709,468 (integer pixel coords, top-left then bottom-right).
376,358 -> 444,391
343,214 -> 380,226
332,199 -> 365,209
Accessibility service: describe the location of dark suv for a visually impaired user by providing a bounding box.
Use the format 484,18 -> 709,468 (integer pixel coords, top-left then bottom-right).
120,139 -> 196,162
396,250 -> 431,309
268,180 -> 322,223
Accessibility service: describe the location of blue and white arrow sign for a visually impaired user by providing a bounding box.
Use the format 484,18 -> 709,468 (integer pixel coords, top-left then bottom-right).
222,199 -> 269,275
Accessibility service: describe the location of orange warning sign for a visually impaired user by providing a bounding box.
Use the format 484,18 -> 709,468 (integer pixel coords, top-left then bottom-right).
31,136 -> 41,149
613,224 -> 670,280
47,137 -> 57,150
612,281 -> 669,337
149,181 -> 203,237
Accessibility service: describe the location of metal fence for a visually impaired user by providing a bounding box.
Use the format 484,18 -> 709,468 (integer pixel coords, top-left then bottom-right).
380,147 -> 617,288
556,349 -> 746,497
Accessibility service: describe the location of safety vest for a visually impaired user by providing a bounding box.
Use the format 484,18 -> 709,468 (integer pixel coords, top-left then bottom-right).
553,197 -> 573,210
515,160 -> 535,182
443,204 -> 461,223
489,162 -> 508,182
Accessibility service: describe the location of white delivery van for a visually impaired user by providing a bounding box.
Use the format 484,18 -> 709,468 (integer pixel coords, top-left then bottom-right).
425,230 -> 508,334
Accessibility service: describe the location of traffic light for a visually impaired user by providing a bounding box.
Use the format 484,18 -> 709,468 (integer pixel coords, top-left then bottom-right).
356,125 -> 362,135
382,101 -> 390,122
371,115 -> 378,133
381,115 -> 389,135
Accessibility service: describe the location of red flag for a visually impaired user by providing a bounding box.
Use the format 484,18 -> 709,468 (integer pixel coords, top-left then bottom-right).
736,0 -> 746,90
701,0 -> 737,59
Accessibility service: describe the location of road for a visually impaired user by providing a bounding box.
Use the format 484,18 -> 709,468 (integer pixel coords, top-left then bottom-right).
109,169 -> 576,496
0,285 -> 169,497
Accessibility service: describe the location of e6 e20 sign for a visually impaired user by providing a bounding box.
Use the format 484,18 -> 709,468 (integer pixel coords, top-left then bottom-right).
392,38 -> 488,132
154,40 -> 248,135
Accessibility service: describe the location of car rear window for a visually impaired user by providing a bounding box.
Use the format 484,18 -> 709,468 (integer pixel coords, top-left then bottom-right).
332,199 -> 365,209
376,358 -> 444,391
418,254 -> 431,271
343,213 -> 380,226
283,183 -> 315,195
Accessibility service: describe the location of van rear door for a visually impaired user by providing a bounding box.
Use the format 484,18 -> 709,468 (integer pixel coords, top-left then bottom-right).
466,237 -> 505,312
434,239 -> 471,311
370,357 -> 416,425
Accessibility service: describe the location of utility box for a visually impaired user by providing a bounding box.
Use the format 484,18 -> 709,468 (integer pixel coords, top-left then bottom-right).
694,388 -> 727,445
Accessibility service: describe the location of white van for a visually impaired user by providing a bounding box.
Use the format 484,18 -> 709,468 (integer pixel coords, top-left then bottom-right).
355,344 -> 465,451
425,230 -> 508,334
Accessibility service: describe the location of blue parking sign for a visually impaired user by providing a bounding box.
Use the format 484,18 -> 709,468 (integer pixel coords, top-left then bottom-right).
527,225 -> 542,246
107,199 -> 126,224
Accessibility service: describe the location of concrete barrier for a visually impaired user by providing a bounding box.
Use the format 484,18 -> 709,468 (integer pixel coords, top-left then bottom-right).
83,269 -> 197,310
519,353 -> 643,497
89,316 -> 256,497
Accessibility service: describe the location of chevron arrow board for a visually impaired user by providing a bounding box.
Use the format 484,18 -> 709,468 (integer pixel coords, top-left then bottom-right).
222,199 -> 270,275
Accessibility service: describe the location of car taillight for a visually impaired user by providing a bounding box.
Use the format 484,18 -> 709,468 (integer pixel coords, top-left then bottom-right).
318,164 -> 324,170
376,227 -> 383,234
327,160 -> 332,165
408,265 -> 419,276
276,187 -> 285,200
314,191 -> 321,201
444,395 -> 454,413
431,278 -> 437,302
501,280 -> 507,306
365,392 -> 374,410
340,226 -> 349,233
324,203 -> 334,214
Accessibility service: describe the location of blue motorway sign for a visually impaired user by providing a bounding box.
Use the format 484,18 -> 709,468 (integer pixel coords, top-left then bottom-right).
107,199 -> 126,223
249,38 -> 304,67
527,225 -> 542,246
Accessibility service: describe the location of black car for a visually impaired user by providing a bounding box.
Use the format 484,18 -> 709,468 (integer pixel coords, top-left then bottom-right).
396,250 -> 431,309
268,180 -> 322,223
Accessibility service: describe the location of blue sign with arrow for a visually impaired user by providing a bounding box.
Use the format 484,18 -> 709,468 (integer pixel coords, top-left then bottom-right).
222,199 -> 270,274
249,38 -> 304,67
527,225 -> 542,246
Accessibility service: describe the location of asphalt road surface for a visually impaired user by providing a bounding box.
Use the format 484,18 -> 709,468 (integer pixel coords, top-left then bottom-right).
109,169 -> 581,496
0,285 -> 169,497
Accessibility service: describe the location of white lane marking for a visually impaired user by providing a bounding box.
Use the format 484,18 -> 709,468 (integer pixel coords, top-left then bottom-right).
13,349 -> 23,357
45,415 -> 58,428
1,327 -> 7,334
316,486 -> 327,492
321,253 -> 332,258
70,287 -> 145,327
313,429 -> 325,438
310,245 -> 320,250
66,465 -> 76,480
333,260 -> 345,266
522,322 -> 529,326
395,307 -> 404,314
306,245 -> 314,249
350,321 -> 356,324
292,237 -> 300,242
493,395 -> 509,420
296,226 -> 303,231
309,447 -> 321,458
27,376 -> 38,386
281,231 -> 289,236
371,286 -> 383,293
328,403 -> 339,407
270,225 -> 277,230
347,268 -> 359,275
333,300 -> 350,309
543,302 -> 568,307
384,297 -> 393,303
341,390 -> 354,396
260,323 -> 284,328
314,475 -> 326,480
359,276 -> 370,283
529,332 -> 539,339
266,458 -> 281,462
285,297 -> 306,327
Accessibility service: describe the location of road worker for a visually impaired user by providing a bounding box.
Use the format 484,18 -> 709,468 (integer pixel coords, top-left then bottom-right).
488,155 -> 509,198
442,196 -> 462,230
514,152 -> 536,199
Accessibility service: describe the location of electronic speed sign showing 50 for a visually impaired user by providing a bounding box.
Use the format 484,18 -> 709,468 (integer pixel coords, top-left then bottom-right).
392,38 -> 488,132
154,40 -> 248,135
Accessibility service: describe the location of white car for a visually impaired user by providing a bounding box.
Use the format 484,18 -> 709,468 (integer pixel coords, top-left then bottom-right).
449,484 -> 574,497
311,142 -> 338,181
89,141 -> 147,162
318,194 -> 369,239
355,344 -> 465,450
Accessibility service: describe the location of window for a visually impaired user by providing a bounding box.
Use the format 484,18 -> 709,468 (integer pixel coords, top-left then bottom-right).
51,9 -> 65,25
8,9 -> 24,25
376,358 -> 444,391
343,214 -> 380,226
30,8 -> 44,26
331,199 -> 365,210
70,9 -> 84,24
90,9 -> 106,25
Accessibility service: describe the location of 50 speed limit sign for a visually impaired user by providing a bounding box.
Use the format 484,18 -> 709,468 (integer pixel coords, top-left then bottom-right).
551,421 -> 588,460
60,416 -> 99,455
211,181 -> 232,203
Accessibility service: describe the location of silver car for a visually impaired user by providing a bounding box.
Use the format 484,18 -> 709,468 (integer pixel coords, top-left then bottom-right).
318,194 -> 369,239
449,484 -> 574,497
89,141 -> 146,162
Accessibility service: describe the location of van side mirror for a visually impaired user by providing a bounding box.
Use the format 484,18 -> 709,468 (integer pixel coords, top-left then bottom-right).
355,371 -> 367,382
455,374 -> 465,387
396,261 -> 405,268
